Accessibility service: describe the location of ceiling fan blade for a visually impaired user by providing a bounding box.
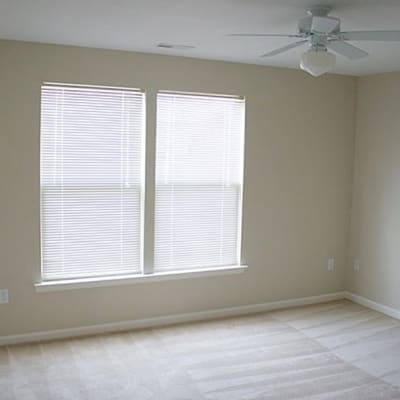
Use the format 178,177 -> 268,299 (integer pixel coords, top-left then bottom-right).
327,41 -> 368,60
228,33 -> 302,38
261,40 -> 308,57
341,31 -> 400,41
311,17 -> 339,34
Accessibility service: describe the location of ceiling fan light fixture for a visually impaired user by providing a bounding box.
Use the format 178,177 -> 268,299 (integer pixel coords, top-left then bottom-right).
300,48 -> 336,77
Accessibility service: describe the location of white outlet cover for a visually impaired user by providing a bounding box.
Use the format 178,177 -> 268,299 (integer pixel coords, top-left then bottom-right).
0,289 -> 9,304
354,259 -> 361,271
328,258 -> 335,271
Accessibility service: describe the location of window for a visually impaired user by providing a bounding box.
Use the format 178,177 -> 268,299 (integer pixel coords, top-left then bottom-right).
40,84 -> 145,280
154,92 -> 245,272
39,85 -> 245,285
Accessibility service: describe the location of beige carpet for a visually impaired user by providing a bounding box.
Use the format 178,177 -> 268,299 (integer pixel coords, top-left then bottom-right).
1,300 -> 400,399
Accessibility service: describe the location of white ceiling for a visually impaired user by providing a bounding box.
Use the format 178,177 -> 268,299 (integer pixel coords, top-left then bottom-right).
1,0 -> 400,76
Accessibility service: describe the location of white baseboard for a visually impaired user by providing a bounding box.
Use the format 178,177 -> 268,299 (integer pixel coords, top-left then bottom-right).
345,291 -> 400,320
0,291 -> 345,346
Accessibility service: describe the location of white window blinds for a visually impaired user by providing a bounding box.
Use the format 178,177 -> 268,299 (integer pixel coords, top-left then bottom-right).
154,92 -> 245,272
40,84 -> 145,280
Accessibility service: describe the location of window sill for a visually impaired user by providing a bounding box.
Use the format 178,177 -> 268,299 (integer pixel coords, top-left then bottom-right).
34,265 -> 248,292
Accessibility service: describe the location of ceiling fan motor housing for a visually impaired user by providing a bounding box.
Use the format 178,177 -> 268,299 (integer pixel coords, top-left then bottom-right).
298,15 -> 341,36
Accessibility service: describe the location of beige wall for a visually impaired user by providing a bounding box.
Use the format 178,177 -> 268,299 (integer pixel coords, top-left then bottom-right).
0,39 -> 356,336
348,72 -> 400,310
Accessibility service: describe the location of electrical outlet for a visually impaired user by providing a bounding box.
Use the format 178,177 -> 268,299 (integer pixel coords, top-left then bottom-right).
0,289 -> 9,304
354,259 -> 360,271
327,258 -> 335,271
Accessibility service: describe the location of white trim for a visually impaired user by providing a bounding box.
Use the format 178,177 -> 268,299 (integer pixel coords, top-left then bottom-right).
142,89 -> 156,275
344,291 -> 400,320
43,82 -> 144,92
34,265 -> 248,292
0,291 -> 345,346
158,90 -> 244,100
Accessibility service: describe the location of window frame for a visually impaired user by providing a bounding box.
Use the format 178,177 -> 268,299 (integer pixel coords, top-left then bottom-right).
36,85 -> 247,291
39,83 -> 146,281
153,90 -> 246,273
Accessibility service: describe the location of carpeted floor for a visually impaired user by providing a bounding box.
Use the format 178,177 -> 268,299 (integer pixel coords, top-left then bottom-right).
1,299 -> 400,399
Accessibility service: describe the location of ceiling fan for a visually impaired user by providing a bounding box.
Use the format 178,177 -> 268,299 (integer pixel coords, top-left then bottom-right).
229,6 -> 400,76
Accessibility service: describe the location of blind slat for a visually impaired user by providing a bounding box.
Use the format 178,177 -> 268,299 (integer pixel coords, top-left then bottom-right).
40,85 -> 145,280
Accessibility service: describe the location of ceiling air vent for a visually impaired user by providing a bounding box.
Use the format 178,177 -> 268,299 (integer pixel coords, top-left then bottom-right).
157,43 -> 195,50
